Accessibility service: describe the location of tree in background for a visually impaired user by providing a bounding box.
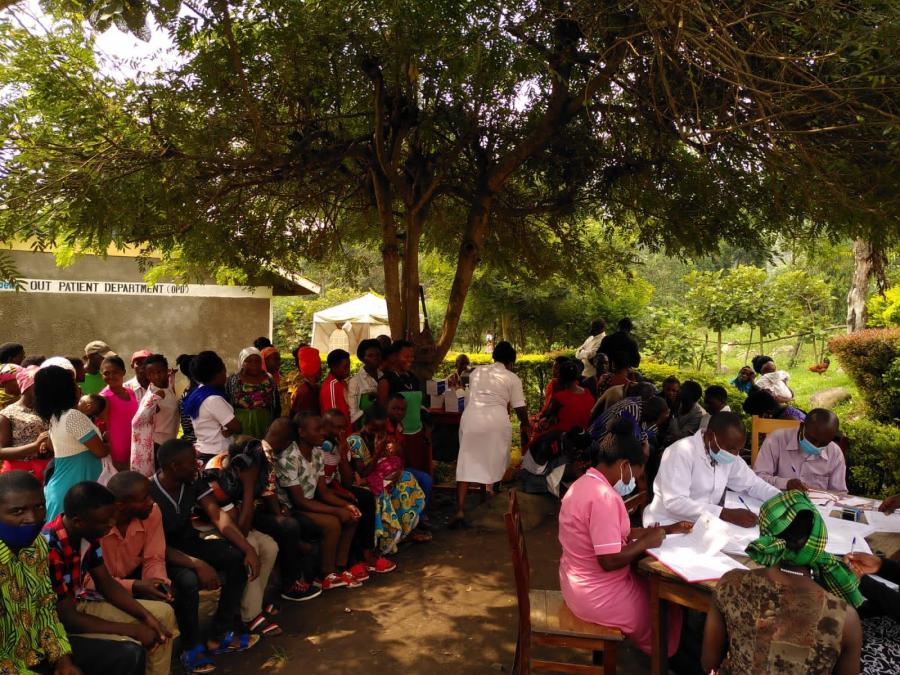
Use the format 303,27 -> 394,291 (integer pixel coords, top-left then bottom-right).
1,1 -> 898,372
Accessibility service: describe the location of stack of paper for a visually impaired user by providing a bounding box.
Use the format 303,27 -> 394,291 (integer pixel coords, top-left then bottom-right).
822,516 -> 874,555
865,510 -> 900,534
647,512 -> 748,583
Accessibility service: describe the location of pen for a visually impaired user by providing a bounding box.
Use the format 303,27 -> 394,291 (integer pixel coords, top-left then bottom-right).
850,537 -> 856,555
791,465 -> 797,474
739,496 -> 752,512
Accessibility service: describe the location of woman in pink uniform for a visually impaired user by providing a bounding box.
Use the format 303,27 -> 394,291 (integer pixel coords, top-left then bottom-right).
100,354 -> 139,471
558,419 -> 691,657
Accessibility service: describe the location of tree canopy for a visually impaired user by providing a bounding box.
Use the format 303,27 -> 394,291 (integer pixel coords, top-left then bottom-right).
1,1 -> 898,365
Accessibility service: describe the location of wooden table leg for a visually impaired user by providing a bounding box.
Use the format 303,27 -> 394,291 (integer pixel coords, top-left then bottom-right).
649,575 -> 668,675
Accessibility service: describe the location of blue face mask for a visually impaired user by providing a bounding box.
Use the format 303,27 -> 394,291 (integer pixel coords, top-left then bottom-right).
799,432 -> 825,456
321,440 -> 334,453
707,434 -> 737,465
613,463 -> 637,497
0,520 -> 44,549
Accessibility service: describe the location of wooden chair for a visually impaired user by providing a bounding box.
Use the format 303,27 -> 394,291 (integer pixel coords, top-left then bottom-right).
504,490 -> 623,674
750,415 -> 801,467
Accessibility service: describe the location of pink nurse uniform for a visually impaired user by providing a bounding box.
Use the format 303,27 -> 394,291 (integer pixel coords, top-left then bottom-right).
558,467 -> 682,656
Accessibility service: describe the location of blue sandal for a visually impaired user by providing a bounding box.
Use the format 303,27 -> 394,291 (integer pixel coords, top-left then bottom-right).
181,645 -> 216,673
211,630 -> 260,655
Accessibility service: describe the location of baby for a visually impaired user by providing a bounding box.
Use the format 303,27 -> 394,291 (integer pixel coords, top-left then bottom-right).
77,393 -> 107,424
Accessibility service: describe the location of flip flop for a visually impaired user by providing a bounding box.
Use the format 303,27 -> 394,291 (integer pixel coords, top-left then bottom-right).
210,631 -> 260,655
181,645 -> 216,674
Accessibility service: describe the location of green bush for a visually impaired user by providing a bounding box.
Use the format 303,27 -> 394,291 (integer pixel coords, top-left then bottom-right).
829,328 -> 900,422
842,417 -> 900,498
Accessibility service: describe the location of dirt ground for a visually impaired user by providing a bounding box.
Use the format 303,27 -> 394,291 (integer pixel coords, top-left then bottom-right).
219,489 -> 651,675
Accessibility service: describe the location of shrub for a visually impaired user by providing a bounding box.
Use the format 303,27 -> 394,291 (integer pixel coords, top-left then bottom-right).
829,328 -> 900,422
842,417 -> 900,498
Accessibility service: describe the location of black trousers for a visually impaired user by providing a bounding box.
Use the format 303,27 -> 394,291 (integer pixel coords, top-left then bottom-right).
62,636 -> 145,675
254,510 -> 306,588
348,485 -> 376,561
168,536 -> 247,646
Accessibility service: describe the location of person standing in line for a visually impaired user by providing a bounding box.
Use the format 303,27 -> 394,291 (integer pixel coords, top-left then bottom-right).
0,365 -> 52,480
598,318 -> 641,369
347,339 -> 383,430
100,356 -> 139,473
452,342 -> 530,528
81,341 -> 114,396
575,319 -> 606,378
125,351 -> 152,403
184,352 -> 241,464
226,348 -> 279,440
130,354 -> 179,477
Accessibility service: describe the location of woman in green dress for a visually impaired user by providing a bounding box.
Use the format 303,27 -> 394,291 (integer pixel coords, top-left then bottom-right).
226,347 -> 280,439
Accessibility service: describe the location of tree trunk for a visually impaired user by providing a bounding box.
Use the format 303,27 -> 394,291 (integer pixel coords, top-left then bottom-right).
697,331 -> 709,371
716,329 -> 722,373
847,238 -> 874,333
744,326 -> 753,365
371,169 -> 404,339
402,212 -> 423,338
759,328 -> 765,355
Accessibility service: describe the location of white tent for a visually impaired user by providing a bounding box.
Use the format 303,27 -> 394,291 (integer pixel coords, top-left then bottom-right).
311,293 -> 393,354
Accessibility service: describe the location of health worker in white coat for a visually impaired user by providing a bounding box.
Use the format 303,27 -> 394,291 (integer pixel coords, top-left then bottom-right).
643,412 -> 780,529
453,341 -> 530,528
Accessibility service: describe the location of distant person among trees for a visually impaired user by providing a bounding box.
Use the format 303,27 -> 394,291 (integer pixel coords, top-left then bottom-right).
289,345 -> 321,417
447,353 -> 474,389
453,342 -> 529,528
598,317 -> 641,369
226,347 -> 280,439
348,339 -> 383,429
587,352 -> 611,397
731,365 -> 756,394
36,365 -> 109,519
752,355 -> 794,403
185,351 -> 241,463
575,318 -> 606,378
82,340 -> 114,396
100,355 -> 139,472
253,336 -> 273,351
666,380 -> 704,442
558,419 -> 691,658
660,375 -> 680,412
700,385 -> 731,431
743,389 -> 807,422
754,409 -> 847,494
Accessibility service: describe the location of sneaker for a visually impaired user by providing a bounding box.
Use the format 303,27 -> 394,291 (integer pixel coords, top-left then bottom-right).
367,557 -> 397,574
339,570 -> 362,588
321,573 -> 347,590
281,579 -> 323,602
348,563 -> 370,582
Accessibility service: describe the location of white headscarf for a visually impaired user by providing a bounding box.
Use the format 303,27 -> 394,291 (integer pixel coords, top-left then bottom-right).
39,356 -> 77,374
238,347 -> 263,370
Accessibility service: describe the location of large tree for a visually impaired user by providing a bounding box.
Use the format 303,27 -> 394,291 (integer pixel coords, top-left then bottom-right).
1,1 -> 898,369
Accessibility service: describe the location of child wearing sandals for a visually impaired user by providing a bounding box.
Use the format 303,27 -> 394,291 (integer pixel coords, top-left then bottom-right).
274,412 -> 363,590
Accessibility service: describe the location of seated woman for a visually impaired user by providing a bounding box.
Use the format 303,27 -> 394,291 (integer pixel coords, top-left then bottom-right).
665,380 -> 704,442
752,355 -> 794,403
743,389 -> 806,422
227,347 -> 280,439
702,490 -> 863,675
558,419 -> 691,657
845,550 -> 900,673
347,404 -> 427,553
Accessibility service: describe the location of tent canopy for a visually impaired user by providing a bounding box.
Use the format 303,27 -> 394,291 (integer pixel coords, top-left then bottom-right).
311,293 -> 392,354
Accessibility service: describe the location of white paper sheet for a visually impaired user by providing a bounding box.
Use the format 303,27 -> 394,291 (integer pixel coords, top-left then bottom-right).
822,515 -> 874,555
838,495 -> 877,508
865,510 -> 900,534
720,521 -> 761,556
724,490 -> 763,515
678,511 -> 732,555
646,545 -> 747,583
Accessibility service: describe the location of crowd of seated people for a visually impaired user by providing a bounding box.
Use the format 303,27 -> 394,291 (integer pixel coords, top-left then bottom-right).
0,337 -> 436,674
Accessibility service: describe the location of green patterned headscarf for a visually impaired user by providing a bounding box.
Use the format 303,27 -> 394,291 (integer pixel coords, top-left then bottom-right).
746,490 -> 864,607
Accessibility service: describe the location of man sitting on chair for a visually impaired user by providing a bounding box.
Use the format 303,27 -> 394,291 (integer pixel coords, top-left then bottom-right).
753,409 -> 847,494
643,413 -> 781,528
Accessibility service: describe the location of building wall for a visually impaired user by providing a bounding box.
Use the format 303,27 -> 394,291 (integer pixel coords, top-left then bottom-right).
0,251 -> 271,370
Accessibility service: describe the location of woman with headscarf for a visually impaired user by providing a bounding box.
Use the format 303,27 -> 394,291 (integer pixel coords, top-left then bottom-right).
289,345 -> 322,416
260,346 -> 290,416
702,490 -> 863,675
226,347 -> 280,439
0,366 -> 52,480
0,363 -> 23,410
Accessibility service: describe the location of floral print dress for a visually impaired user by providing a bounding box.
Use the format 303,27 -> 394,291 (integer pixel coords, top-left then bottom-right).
226,374 -> 280,439
347,433 -> 425,555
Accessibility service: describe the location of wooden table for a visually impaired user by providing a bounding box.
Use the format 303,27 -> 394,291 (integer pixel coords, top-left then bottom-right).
638,528 -> 900,675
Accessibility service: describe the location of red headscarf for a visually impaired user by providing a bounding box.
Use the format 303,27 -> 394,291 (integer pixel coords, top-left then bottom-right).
260,346 -> 281,386
296,347 -> 322,381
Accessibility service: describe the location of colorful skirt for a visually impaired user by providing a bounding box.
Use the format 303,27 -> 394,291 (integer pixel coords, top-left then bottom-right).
234,407 -> 273,440
374,470 -> 426,554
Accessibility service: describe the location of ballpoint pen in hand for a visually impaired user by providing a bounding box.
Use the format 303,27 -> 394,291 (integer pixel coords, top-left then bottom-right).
739,496 -> 752,512
850,537 -> 856,555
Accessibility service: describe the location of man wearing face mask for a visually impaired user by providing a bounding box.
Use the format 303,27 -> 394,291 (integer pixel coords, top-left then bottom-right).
753,408 -> 847,494
643,412 -> 781,529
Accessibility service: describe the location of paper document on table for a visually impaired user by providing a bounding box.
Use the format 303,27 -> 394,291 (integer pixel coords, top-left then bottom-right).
822,516 -> 874,555
807,489 -> 840,505
679,511 -> 732,555
720,521 -> 761,556
865,510 -> 900,533
647,544 -> 747,583
838,495 -> 877,508
724,491 -> 762,515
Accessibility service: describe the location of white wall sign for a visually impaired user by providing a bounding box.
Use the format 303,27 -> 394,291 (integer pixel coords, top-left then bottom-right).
0,278 -> 272,299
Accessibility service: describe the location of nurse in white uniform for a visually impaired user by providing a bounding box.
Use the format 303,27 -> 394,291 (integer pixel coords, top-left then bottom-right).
643,411 -> 780,528
453,342 -> 530,527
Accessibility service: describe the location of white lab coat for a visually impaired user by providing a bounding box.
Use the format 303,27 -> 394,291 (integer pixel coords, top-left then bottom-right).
643,431 -> 780,526
456,362 -> 526,484
575,333 -> 605,378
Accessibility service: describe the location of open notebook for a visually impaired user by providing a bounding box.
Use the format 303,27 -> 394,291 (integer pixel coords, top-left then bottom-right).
647,512 -> 748,583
